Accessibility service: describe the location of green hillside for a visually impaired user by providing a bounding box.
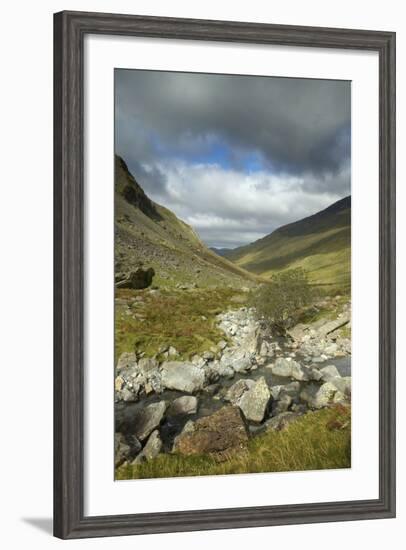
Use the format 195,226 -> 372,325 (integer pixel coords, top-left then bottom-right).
224,197 -> 351,291
115,156 -> 257,289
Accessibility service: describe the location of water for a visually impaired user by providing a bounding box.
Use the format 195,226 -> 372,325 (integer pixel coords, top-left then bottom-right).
115,352 -> 351,450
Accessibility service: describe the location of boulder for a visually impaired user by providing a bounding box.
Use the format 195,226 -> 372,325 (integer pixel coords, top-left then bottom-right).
319,364 -> 341,382
116,351 -> 137,373
161,361 -> 205,393
317,313 -> 350,337
133,401 -> 166,441
114,433 -> 131,467
265,412 -> 302,432
115,267 -> 155,290
224,379 -> 255,405
172,406 -> 249,461
238,377 -> 271,423
137,357 -> 159,375
329,376 -> 351,397
168,395 -> 198,416
271,358 -> 307,381
271,393 -> 292,416
132,430 -> 163,464
221,348 -> 252,373
300,382 -> 338,409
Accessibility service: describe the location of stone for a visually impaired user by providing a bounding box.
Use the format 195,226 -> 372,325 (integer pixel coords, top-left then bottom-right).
266,412 -> 302,431
271,393 -> 292,415
224,379 -> 255,405
271,358 -> 307,380
319,365 -> 341,382
203,350 -> 215,361
168,346 -> 178,357
317,313 -> 350,337
329,376 -> 351,397
168,396 -> 198,416
121,387 -> 138,402
172,406 -> 249,461
116,351 -> 137,373
115,376 -> 124,392
300,382 -> 338,409
238,377 -> 271,423
215,363 -> 235,379
115,267 -> 155,290
133,401 -> 167,441
221,348 -> 252,373
138,357 -> 158,375
114,433 -> 131,467
161,361 -> 205,393
132,430 -> 162,464
218,340 -> 228,350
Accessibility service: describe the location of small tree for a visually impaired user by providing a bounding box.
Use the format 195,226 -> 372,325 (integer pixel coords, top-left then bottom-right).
251,268 -> 314,332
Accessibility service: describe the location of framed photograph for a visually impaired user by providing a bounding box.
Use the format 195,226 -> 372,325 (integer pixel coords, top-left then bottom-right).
54,10 -> 396,539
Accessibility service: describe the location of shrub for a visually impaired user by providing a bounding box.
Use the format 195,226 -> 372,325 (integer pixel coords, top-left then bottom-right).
251,268 -> 314,331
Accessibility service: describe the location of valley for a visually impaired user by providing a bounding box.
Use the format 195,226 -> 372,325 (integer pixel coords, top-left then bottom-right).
114,157 -> 351,479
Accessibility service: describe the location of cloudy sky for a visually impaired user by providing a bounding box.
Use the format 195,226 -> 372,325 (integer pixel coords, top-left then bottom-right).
115,69 -> 350,249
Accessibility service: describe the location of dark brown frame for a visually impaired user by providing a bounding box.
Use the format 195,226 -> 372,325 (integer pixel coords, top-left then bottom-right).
54,10 -> 396,539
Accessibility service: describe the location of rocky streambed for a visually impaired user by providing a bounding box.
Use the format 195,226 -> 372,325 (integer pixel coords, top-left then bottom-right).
115,303 -> 351,468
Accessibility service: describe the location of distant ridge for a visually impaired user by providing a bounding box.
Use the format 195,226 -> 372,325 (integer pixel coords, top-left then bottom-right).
224,196 -> 351,289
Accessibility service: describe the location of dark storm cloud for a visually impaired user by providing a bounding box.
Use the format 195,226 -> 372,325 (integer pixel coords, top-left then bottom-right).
115,69 -> 350,177
115,69 -> 350,248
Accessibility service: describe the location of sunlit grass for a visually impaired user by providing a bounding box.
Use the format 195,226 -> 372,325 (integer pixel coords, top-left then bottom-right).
116,405 -> 351,480
115,287 -> 249,361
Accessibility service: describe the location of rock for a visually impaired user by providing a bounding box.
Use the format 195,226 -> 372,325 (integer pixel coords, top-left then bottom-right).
271,358 -> 308,381
121,387 -> 138,402
114,433 -> 131,467
329,376 -> 351,397
133,401 -> 166,441
115,376 -> 124,391
317,313 -> 350,336
116,351 -> 137,373
203,383 -> 221,395
271,393 -> 292,415
319,365 -> 341,381
280,381 -> 301,397
168,396 -> 198,416
300,382 -> 338,409
224,379 -> 255,405
168,346 -> 178,357
303,366 -> 323,381
221,348 -> 252,373
238,377 -> 271,423
264,412 -> 302,432
215,363 -> 235,379
248,411 -> 303,434
161,361 -> 205,393
126,434 -> 142,456
116,267 -> 155,290
172,406 -> 249,461
132,430 -> 162,464
137,357 -> 159,375
218,340 -> 228,350
203,350 -> 215,361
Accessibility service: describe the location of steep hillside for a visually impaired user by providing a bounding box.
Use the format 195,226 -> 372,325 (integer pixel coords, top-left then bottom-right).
224,196 -> 351,290
115,156 -> 256,288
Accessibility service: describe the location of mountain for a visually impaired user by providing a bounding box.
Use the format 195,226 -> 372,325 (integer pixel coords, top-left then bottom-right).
115,156 -> 256,288
224,196 -> 351,290
210,247 -> 232,257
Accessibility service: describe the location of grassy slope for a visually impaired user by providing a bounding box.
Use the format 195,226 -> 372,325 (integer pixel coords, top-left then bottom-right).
115,156 -> 258,289
115,286 -> 248,361
117,404 -> 351,479
224,197 -> 351,291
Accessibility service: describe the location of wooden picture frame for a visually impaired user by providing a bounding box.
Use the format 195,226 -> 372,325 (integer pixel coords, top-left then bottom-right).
54,10 -> 396,539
